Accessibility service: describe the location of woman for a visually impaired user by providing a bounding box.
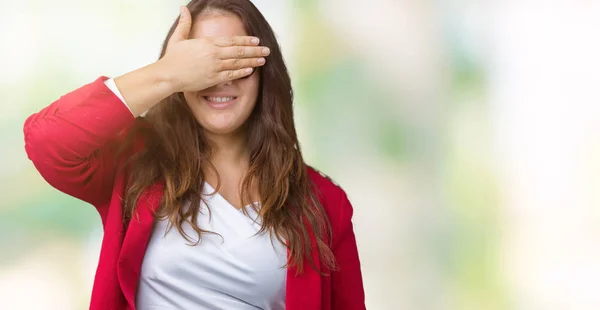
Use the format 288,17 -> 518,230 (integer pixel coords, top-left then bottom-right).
23,0 -> 365,309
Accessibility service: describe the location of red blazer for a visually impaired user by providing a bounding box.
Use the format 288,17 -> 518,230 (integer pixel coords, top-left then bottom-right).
23,77 -> 366,310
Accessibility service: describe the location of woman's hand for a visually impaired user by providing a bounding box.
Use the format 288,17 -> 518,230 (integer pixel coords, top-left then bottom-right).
158,6 -> 270,93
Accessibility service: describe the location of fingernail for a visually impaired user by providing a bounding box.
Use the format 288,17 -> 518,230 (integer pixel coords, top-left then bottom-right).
258,58 -> 266,64
180,6 -> 184,15
245,68 -> 253,73
262,47 -> 270,55
251,38 -> 259,44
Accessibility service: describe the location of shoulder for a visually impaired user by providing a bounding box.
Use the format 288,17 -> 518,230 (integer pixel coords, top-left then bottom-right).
306,165 -> 342,195
305,165 -> 354,233
114,118 -> 153,158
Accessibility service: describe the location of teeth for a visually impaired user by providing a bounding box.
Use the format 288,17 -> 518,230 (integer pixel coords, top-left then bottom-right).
206,96 -> 235,103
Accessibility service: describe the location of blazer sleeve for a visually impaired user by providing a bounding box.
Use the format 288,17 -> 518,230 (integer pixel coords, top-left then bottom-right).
331,190 -> 366,309
23,76 -> 136,207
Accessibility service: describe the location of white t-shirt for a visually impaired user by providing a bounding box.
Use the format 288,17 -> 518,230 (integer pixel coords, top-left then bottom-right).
103,79 -> 287,309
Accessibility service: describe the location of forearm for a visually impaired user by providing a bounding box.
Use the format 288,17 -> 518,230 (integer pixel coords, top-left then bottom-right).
113,61 -> 178,117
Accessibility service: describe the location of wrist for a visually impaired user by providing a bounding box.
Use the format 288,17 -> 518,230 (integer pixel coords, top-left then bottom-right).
151,60 -> 181,94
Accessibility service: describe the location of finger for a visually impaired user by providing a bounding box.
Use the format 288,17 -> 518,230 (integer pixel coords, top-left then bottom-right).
217,45 -> 270,59
211,36 -> 261,47
219,57 -> 266,71
219,68 -> 255,82
169,6 -> 192,46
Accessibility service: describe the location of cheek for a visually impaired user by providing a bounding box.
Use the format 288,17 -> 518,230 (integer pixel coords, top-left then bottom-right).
182,92 -> 197,107
182,92 -> 204,120
240,78 -> 260,105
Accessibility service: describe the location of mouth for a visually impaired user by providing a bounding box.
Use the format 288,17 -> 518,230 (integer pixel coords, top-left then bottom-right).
203,96 -> 238,109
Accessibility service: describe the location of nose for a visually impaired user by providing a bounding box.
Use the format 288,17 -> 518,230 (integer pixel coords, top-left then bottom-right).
217,79 -> 233,87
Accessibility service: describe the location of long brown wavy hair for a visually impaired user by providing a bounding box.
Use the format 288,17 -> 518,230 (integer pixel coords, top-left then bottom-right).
118,0 -> 335,274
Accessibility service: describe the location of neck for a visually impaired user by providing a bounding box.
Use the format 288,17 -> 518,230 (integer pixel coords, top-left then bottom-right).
204,129 -> 250,166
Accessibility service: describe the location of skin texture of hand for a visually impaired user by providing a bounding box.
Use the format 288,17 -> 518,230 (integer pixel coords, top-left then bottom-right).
112,6 -> 270,117
160,6 -> 271,93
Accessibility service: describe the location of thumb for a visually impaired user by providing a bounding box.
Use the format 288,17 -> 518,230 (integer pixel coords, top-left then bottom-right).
172,6 -> 192,42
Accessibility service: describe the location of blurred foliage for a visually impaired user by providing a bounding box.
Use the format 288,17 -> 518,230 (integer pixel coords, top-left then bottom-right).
292,0 -> 406,169
0,1 -> 507,309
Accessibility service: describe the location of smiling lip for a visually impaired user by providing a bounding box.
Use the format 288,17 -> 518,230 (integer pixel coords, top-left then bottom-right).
203,96 -> 238,110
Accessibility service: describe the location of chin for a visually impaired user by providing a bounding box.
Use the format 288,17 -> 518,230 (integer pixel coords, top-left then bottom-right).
196,118 -> 246,136
201,125 -> 238,135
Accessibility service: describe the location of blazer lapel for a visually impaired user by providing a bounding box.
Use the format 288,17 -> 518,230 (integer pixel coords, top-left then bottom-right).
117,182 -> 164,309
285,219 -> 322,310
116,181 -> 323,310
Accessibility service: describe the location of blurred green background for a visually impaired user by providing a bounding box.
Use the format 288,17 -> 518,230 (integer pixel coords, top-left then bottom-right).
3,0 -> 600,309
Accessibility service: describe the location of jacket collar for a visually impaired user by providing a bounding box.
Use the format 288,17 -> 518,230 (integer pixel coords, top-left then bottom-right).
117,182 -> 163,309
116,182 -> 321,310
